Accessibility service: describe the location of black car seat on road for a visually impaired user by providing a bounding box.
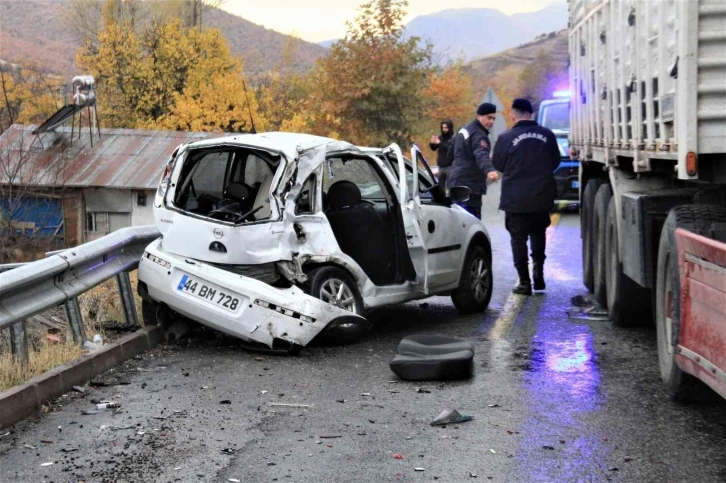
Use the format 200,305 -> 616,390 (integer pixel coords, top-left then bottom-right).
389,334 -> 474,381
325,180 -> 392,285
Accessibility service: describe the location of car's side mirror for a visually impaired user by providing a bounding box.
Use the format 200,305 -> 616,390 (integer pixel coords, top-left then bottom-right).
449,186 -> 471,203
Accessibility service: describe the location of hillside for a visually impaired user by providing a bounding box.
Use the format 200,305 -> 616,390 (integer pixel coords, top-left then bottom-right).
0,0 -> 327,78
467,29 -> 569,99
403,3 -> 568,63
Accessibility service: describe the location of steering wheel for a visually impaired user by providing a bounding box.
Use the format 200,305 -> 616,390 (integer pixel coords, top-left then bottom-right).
208,203 -> 244,223
224,182 -> 253,203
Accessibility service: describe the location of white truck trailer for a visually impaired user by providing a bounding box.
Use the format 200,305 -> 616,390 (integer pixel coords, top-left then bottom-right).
569,0 -> 726,398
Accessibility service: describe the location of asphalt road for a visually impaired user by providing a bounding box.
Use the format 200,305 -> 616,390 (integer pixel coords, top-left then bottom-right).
2,185 -> 726,483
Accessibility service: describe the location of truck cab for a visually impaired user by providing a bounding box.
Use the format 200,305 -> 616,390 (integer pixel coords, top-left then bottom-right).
537,94 -> 579,201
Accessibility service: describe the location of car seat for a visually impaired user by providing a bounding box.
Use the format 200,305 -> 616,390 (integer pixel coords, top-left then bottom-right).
325,180 -> 392,285
389,334 -> 475,381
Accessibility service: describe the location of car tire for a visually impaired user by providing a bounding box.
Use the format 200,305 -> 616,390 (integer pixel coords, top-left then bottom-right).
656,205 -> 726,399
452,245 -> 493,314
582,178 -> 604,292
592,183 -> 613,305
605,196 -> 651,326
307,266 -> 368,345
141,299 -> 168,327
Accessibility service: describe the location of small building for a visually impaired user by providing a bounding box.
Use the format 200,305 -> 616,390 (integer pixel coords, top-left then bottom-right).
0,124 -> 224,248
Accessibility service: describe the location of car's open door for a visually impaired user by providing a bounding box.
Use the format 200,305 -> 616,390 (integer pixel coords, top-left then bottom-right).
386,143 -> 429,292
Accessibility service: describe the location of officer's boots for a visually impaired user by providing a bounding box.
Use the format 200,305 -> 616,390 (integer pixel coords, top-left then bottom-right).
533,261 -> 545,291
513,266 -> 532,296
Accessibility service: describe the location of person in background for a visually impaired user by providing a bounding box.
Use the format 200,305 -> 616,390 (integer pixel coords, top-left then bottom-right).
429,120 -> 454,196
491,98 -> 561,295
447,103 -> 500,219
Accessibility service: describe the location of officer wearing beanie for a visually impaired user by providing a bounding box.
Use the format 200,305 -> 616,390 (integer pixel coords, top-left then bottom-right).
491,98 -> 561,295
448,103 -> 501,219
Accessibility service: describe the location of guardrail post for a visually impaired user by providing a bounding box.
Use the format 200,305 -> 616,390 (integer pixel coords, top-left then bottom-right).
116,271 -> 139,327
10,320 -> 29,370
64,298 -> 86,345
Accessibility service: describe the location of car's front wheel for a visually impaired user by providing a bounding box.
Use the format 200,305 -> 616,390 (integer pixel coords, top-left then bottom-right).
306,266 -> 369,345
452,245 -> 493,314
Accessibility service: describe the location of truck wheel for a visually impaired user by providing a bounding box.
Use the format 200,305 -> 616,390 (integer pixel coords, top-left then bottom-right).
655,205 -> 726,398
307,266 -> 368,345
605,196 -> 651,326
452,245 -> 493,314
581,178 -> 604,292
592,183 -> 612,305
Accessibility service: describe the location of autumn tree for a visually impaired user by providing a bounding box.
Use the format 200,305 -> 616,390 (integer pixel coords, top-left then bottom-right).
414,63 -> 476,160
312,0 -> 433,146
0,62 -> 61,133
76,7 -> 263,132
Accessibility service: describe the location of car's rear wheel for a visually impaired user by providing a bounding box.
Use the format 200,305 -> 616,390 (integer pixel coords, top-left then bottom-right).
452,245 -> 493,314
307,266 -> 368,345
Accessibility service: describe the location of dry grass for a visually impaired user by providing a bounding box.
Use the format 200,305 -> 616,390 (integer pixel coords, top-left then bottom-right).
0,271 -> 146,392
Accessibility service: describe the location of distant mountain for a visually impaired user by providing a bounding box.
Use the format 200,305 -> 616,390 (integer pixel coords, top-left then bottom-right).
466,29 -> 569,100
405,3 -> 568,63
0,0 -> 327,78
318,39 -> 338,49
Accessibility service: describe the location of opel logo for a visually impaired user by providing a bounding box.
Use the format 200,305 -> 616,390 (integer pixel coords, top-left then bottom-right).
213,228 -> 224,239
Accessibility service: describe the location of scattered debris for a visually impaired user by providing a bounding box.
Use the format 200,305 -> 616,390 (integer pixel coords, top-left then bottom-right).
489,449 -> 496,454
469,472 -> 478,478
319,435 -> 341,439
260,390 -> 268,395
268,403 -> 310,409
430,409 -> 473,426
220,400 -> 232,405
393,453 -> 404,459
567,295 -> 610,321
61,448 -> 79,453
221,448 -> 236,455
40,462 -> 54,467
46,334 -> 61,343
487,404 -> 500,408
624,457 -> 633,462
361,393 -> 371,397
229,479 -> 241,482
369,420 -> 376,424
609,467 -> 619,472
415,468 -> 425,472
0,431 -> 10,438
72,386 -> 86,394
335,399 -> 346,403
40,440 -> 53,444
24,444 -> 36,450
416,388 -> 431,394
96,401 -> 120,409
542,445 -> 555,451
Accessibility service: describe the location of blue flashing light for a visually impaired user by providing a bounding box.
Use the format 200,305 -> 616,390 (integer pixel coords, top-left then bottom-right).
553,90 -> 571,98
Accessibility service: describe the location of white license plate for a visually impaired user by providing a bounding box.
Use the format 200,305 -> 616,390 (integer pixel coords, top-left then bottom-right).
572,180 -> 580,189
177,274 -> 242,313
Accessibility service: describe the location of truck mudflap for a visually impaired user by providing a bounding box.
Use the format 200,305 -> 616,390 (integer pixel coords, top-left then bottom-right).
675,228 -> 726,398
139,242 -> 369,351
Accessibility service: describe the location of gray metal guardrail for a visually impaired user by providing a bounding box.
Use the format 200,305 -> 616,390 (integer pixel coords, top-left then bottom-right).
0,225 -> 161,369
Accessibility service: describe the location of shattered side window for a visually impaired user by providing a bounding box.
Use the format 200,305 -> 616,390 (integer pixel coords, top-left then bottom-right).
187,151 -> 230,200
323,157 -> 385,200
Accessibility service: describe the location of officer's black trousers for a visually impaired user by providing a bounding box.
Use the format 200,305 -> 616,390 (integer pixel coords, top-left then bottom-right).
504,212 -> 551,269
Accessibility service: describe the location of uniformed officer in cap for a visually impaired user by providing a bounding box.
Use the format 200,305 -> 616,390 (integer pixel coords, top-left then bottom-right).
447,102 -> 500,219
491,98 -> 561,295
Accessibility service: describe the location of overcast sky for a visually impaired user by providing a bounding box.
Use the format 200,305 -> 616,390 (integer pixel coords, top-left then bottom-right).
220,0 -> 563,43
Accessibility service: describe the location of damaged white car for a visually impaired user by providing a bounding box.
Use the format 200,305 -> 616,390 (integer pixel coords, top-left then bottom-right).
137,132 -> 493,353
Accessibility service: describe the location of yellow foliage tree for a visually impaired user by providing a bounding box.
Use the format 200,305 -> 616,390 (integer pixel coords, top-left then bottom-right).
76,15 -> 264,132
0,62 -> 61,133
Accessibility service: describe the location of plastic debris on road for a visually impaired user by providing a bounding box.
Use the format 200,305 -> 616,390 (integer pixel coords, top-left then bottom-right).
430,409 -> 473,426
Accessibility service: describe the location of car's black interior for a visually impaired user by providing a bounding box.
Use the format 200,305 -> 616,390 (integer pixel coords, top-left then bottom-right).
325,180 -> 393,285
314,155 -> 417,286
173,148 -> 278,223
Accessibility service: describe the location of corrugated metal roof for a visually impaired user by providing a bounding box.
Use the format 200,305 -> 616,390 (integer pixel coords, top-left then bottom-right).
0,124 -> 226,190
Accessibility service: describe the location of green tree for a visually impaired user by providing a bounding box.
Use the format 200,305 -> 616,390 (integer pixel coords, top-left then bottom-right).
313,0 -> 433,146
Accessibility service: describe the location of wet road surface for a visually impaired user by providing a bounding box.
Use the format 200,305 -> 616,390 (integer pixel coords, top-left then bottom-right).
2,188 -> 726,482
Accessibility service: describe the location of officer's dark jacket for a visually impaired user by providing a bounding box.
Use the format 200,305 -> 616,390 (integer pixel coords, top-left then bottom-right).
491,120 -> 561,213
430,120 -> 454,167
448,119 -> 495,199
